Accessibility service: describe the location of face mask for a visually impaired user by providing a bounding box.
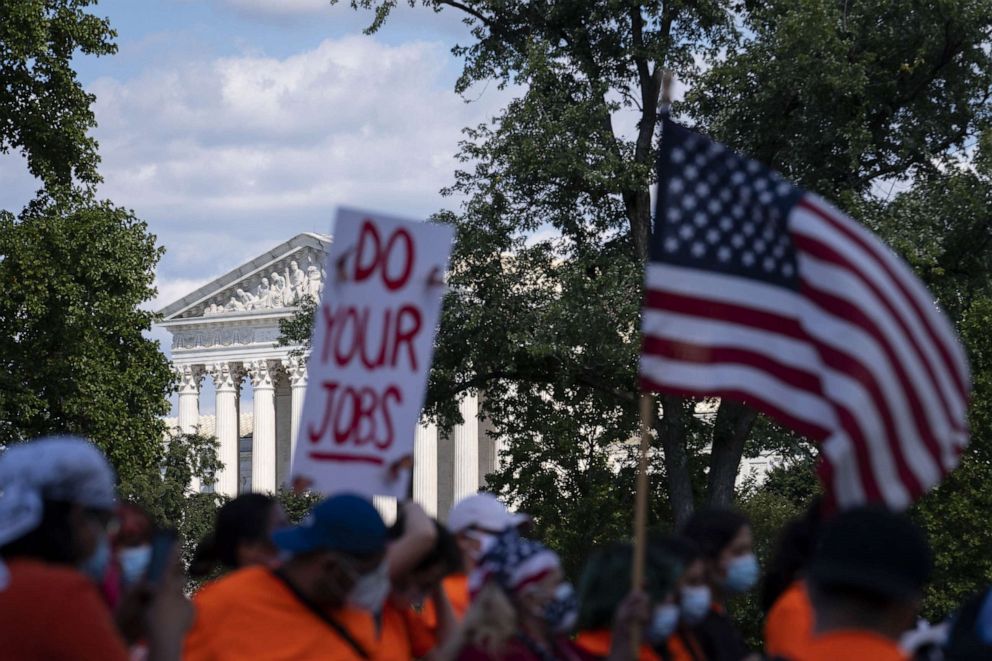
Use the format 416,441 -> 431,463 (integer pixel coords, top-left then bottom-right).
79,536 -> 111,583
464,530 -> 496,561
680,585 -> 712,624
118,545 -> 152,586
723,553 -> 759,594
543,582 -> 578,633
346,561 -> 390,614
648,603 -> 681,642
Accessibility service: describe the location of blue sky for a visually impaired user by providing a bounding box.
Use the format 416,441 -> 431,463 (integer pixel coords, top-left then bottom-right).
0,0 -> 511,314
0,0 -> 523,415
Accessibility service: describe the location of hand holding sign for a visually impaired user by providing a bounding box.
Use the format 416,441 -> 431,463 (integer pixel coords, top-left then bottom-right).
291,208 -> 453,499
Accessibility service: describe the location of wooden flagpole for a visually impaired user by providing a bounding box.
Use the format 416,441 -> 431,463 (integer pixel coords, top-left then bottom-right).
630,69 -> 674,648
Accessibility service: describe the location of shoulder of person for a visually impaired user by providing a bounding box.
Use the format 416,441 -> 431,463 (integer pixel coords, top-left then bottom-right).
192,566 -> 275,606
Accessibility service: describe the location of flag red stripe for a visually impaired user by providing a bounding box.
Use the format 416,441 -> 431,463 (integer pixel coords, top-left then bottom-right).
793,231 -> 964,436
637,375 -> 832,441
802,281 -> 945,478
797,197 -> 969,399
642,336 -> 823,394
645,284 -> 890,500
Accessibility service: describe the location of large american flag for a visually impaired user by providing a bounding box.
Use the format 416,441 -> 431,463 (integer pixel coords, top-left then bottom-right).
640,118 -> 971,509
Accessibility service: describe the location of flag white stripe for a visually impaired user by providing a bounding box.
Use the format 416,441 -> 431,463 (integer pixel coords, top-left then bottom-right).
645,262 -> 806,314
803,194 -> 970,386
642,309 -> 822,369
792,204 -> 968,430
800,254 -> 958,470
794,281 -> 944,489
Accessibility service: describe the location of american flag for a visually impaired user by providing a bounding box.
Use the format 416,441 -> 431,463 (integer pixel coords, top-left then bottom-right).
640,118 -> 971,509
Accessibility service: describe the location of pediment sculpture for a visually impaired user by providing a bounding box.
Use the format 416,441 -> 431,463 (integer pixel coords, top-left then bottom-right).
200,254 -> 326,317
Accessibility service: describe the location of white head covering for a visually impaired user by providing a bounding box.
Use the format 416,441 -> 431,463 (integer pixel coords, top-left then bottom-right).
0,436 -> 116,548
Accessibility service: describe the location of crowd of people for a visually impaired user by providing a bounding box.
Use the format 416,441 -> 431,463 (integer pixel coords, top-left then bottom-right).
0,435 -> 990,660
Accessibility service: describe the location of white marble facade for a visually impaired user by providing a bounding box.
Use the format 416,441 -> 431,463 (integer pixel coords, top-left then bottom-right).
158,233 -> 502,519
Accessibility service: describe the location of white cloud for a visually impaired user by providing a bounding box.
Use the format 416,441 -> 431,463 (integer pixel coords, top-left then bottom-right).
86,35 -> 514,288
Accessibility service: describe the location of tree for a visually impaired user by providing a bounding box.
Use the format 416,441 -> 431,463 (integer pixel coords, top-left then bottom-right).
0,194 -> 175,486
307,0 -> 992,556
0,0 -> 116,188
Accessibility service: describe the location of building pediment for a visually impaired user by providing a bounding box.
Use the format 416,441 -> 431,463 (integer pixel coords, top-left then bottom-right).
158,233 -> 331,322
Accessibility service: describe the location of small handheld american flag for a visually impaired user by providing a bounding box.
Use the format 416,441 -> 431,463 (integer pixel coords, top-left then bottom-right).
640,118 -> 970,510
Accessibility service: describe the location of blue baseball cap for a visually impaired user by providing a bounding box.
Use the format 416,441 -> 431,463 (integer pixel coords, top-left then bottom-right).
273,494 -> 386,556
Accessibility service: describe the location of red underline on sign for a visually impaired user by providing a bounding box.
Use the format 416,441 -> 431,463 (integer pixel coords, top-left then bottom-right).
307,452 -> 385,465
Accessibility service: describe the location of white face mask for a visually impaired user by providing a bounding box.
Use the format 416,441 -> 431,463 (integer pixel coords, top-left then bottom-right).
346,561 -> 390,614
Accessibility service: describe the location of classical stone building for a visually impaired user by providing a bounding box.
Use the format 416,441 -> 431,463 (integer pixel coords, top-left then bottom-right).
157,233 -> 500,519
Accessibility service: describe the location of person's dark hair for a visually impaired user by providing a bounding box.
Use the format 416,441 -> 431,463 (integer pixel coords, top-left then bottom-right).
577,542 -> 681,631
190,493 -> 276,578
651,534 -> 703,568
0,499 -> 77,564
760,499 -> 824,612
681,508 -> 750,561
413,521 -> 462,576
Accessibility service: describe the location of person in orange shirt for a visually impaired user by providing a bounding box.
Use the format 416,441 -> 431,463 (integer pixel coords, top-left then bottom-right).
189,493 -> 287,579
792,506 -> 933,661
0,436 -> 191,661
184,493 -> 390,660
573,541 -> 681,661
650,536 -> 710,661
423,492 -> 531,626
373,502 -> 463,660
761,501 -> 823,659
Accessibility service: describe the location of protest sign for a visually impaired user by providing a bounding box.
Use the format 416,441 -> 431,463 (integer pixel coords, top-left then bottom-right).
291,207 -> 453,499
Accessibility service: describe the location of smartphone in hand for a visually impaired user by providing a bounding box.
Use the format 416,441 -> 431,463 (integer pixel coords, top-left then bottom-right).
144,529 -> 178,588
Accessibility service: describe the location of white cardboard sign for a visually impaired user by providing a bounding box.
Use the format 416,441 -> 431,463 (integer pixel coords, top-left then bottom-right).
291,207 -> 453,498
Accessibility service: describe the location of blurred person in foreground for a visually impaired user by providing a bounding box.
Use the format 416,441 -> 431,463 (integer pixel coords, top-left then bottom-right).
761,500 -> 823,659
792,506 -> 933,661
184,493 -> 389,660
424,492 -> 531,626
682,509 -> 761,661
440,528 -> 649,660
0,436 -> 191,661
573,541 -> 681,660
651,536 -> 711,661
373,501 -> 463,660
189,492 -> 286,579
942,586 -> 992,660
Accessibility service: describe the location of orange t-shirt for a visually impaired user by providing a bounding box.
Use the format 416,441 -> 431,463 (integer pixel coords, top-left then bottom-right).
0,558 -> 129,660
764,580 -> 815,658
421,573 -> 471,626
372,599 -> 438,660
574,629 -> 661,660
184,566 -> 378,661
792,630 -> 907,661
666,628 -> 706,661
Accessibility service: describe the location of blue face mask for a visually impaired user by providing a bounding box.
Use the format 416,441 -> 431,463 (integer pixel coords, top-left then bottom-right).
118,545 -> 152,586
680,585 -> 712,624
723,553 -> 759,594
79,536 -> 111,583
647,603 -> 681,643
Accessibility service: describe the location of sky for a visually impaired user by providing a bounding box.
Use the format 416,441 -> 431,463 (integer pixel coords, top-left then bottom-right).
0,0 -> 515,331
0,0 -> 529,415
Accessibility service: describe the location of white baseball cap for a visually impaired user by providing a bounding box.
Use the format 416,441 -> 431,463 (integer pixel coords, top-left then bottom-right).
447,493 -> 530,534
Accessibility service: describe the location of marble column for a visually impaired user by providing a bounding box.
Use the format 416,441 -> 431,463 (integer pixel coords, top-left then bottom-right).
209,362 -> 243,498
275,371 -> 292,489
414,421 -> 438,517
175,364 -> 203,493
249,360 -> 277,494
452,393 -> 480,504
373,496 -> 397,525
285,357 -> 308,466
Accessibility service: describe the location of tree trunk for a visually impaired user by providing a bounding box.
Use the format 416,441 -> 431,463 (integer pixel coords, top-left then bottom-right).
706,400 -> 759,508
655,394 -> 695,526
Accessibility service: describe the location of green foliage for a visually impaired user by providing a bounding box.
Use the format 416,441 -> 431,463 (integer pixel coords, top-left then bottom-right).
0,0 -> 117,187
0,195 -> 174,486
275,488 -> 322,525
119,431 -> 224,563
